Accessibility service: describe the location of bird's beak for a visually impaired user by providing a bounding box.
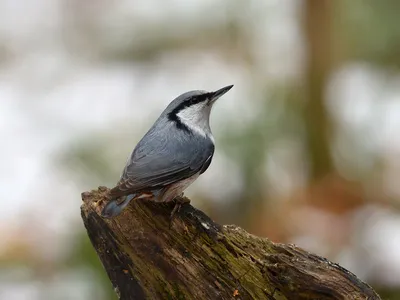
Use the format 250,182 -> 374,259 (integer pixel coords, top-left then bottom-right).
208,85 -> 234,105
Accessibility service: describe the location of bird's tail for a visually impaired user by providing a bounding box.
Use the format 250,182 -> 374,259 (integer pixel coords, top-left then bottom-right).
101,194 -> 135,218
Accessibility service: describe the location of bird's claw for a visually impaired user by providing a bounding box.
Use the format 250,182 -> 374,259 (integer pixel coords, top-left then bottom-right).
169,195 -> 190,228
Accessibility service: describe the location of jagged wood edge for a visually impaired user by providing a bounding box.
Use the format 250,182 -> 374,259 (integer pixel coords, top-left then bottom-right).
81,186 -> 381,300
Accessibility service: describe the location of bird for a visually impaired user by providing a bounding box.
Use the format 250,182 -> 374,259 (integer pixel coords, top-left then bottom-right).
101,85 -> 233,219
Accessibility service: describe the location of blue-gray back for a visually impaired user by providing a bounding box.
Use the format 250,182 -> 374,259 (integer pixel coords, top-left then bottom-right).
109,118 -> 214,197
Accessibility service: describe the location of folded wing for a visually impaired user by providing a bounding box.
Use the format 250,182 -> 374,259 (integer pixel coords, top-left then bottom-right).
109,127 -> 214,198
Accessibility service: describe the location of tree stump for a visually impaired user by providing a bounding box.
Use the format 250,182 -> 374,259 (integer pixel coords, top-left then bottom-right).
81,187 -> 381,300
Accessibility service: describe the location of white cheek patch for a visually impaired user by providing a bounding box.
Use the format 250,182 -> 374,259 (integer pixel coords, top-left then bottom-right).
209,134 -> 215,144
177,103 -> 210,138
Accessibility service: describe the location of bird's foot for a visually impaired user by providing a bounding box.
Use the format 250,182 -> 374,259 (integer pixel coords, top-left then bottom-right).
169,194 -> 190,228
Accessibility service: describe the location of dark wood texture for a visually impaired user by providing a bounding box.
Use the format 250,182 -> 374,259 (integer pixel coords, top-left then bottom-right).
81,187 -> 381,300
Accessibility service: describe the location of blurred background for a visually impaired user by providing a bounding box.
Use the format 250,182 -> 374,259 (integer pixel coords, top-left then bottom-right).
1,0 -> 400,299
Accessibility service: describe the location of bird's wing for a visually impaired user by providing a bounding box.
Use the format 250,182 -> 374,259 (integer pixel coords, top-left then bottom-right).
109,127 -> 214,198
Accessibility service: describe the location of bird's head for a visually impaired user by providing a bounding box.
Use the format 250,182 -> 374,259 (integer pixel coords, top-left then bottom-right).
165,85 -> 233,136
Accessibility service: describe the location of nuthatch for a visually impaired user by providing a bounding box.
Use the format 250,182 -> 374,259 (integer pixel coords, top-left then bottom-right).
101,85 -> 233,218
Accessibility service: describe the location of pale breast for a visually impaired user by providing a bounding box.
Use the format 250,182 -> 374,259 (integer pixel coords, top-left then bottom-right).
157,173 -> 200,202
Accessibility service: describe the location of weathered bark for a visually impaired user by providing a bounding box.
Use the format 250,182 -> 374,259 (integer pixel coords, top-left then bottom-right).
81,187 -> 380,300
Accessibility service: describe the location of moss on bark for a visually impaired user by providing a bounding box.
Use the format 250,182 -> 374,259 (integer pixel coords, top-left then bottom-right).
81,187 -> 380,300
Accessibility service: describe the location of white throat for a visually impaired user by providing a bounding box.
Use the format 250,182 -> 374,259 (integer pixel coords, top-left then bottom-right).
176,103 -> 214,142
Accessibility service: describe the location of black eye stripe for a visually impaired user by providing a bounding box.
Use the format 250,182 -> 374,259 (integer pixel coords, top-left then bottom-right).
186,95 -> 208,107
167,94 -> 209,132
176,94 -> 209,112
